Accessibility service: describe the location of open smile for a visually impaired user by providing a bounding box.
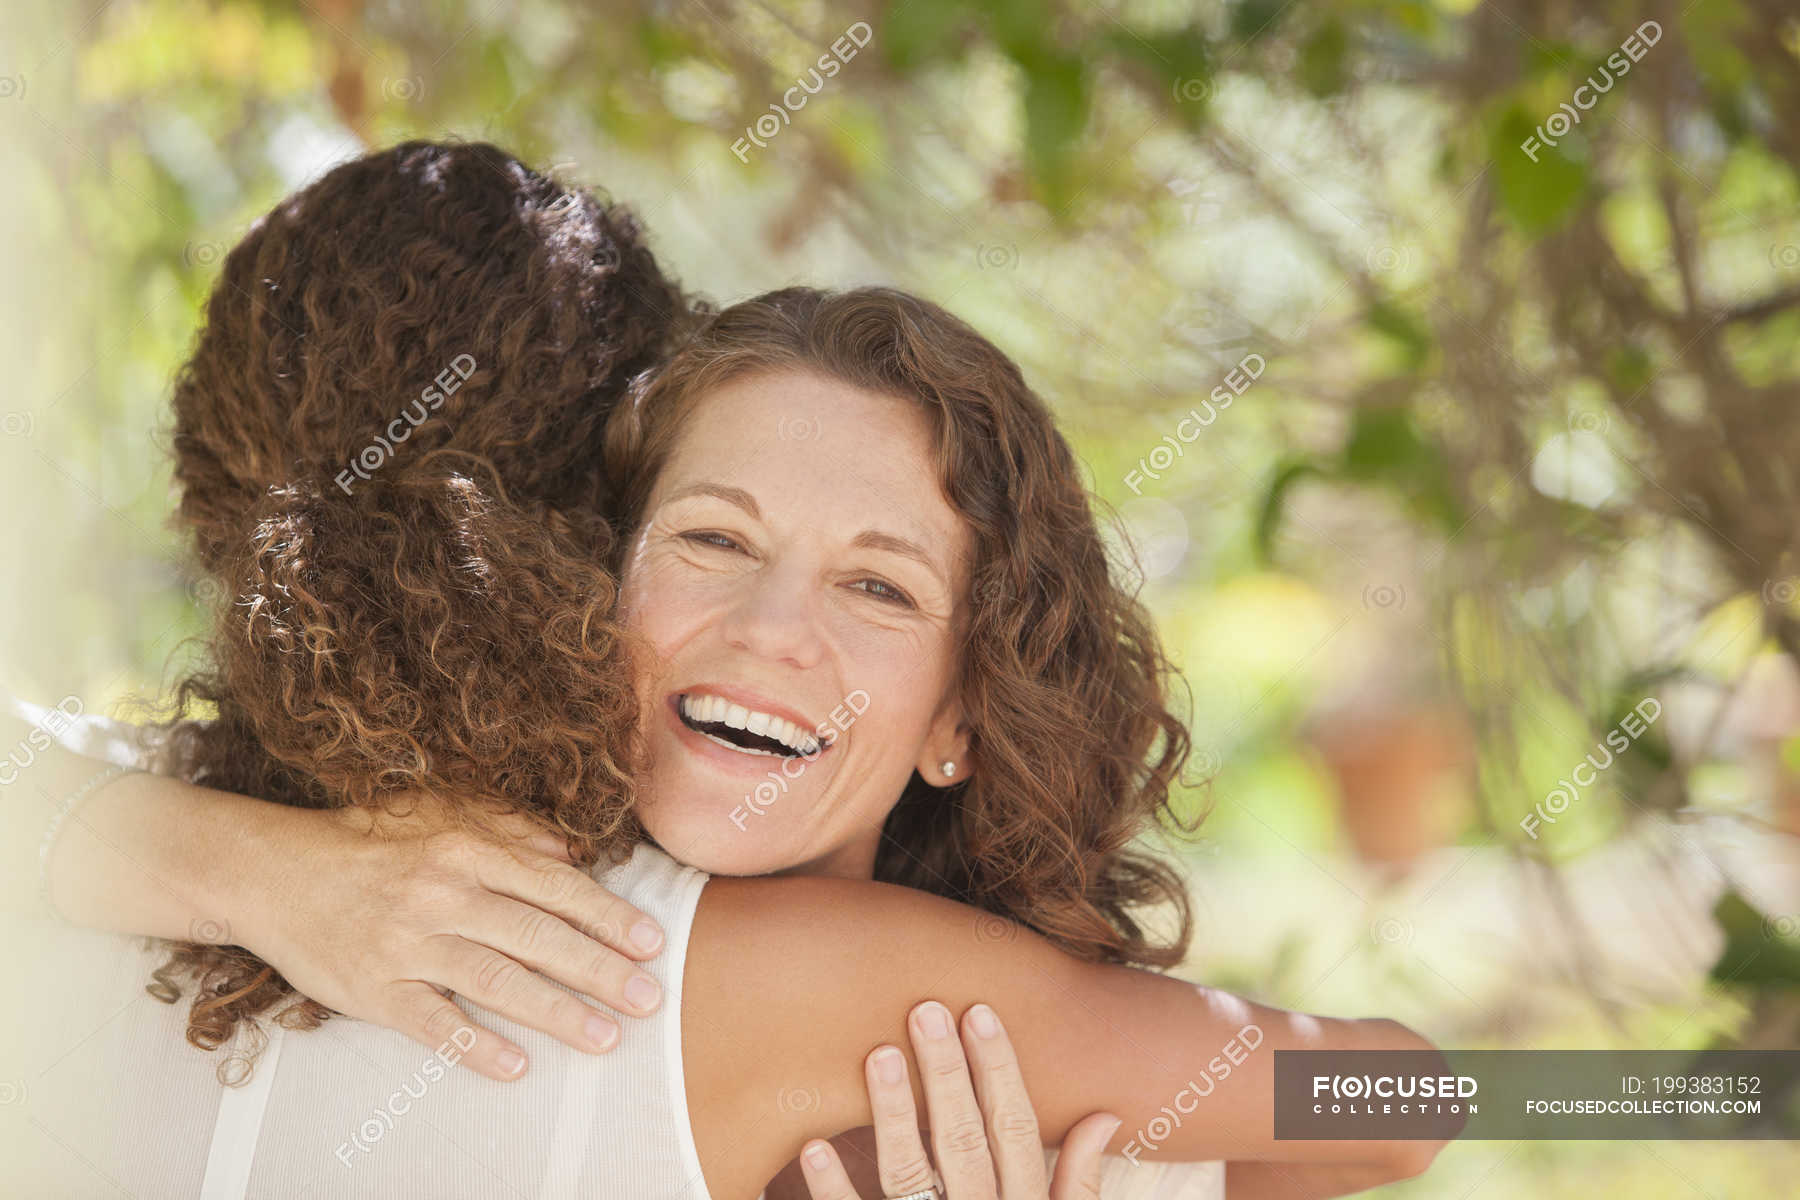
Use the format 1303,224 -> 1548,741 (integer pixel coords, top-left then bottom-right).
671,690 -> 826,760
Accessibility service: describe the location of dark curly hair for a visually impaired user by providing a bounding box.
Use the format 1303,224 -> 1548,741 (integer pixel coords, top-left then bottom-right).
150,140 -> 694,1063
603,286 -> 1201,969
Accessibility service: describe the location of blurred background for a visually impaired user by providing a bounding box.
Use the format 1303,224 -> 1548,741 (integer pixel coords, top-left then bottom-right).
3,0 -> 1799,1193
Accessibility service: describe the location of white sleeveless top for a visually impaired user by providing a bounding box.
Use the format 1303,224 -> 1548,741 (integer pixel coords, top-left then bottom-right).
10,843 -> 719,1198
3,697 -> 1224,1199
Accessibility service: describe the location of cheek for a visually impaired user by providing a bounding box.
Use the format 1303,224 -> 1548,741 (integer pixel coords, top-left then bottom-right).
622,558 -> 715,646
844,644 -> 952,748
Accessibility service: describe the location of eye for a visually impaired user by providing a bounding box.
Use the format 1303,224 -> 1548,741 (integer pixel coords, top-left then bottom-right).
679,530 -> 746,553
848,577 -> 915,608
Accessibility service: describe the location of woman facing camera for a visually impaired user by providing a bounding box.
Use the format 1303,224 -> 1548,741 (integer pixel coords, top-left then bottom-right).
9,143 -> 1444,1198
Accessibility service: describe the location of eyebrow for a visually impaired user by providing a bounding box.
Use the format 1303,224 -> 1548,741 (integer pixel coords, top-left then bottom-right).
850,529 -> 946,586
662,480 -> 950,588
663,481 -> 761,518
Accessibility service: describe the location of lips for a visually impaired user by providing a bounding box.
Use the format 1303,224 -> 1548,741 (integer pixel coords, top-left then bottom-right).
672,688 -> 826,758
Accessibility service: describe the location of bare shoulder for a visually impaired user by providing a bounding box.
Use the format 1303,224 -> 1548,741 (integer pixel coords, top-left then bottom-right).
695,872 -> 1064,988
676,873 -> 1435,1198
679,874 -> 1156,1198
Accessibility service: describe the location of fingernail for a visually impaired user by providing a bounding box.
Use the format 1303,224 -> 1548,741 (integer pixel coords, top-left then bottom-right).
872,1045 -> 905,1085
803,1142 -> 832,1170
625,973 -> 662,1012
968,1004 -> 1000,1039
914,1001 -> 951,1040
585,1014 -> 619,1051
630,919 -> 664,954
1100,1114 -> 1123,1143
498,1048 -> 527,1076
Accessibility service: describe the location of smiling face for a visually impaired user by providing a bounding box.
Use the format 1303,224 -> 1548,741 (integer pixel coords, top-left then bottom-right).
616,367 -> 974,879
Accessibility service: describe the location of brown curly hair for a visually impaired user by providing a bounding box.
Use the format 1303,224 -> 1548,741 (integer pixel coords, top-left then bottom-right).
603,286 -> 1202,968
150,140 -> 694,1064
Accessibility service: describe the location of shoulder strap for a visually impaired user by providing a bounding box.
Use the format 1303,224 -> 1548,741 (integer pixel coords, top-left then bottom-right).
199,1019 -> 287,1200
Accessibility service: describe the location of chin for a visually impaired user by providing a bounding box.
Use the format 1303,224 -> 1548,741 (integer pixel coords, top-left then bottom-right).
639,811 -> 807,877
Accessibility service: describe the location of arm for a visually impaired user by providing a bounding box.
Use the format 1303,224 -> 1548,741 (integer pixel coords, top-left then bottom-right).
684,875 -> 1447,1200
3,708 -> 667,1080
3,714 -> 260,940
1225,1161 -> 1433,1199
792,1000 -> 1118,1200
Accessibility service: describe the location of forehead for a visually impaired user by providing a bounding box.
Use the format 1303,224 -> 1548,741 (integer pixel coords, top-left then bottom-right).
655,367 -> 970,567
672,367 -> 916,444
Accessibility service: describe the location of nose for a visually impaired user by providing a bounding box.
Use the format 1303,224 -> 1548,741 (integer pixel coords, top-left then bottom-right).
718,560 -> 826,670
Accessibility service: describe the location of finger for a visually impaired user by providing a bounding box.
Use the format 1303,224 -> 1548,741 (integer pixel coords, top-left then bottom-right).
389,981 -> 531,1082
798,1139 -> 864,1200
524,831 -> 575,863
959,1004 -> 1050,1196
909,1000 -> 997,1200
456,892 -> 664,1021
1049,1113 -> 1122,1200
865,1045 -> 936,1198
474,842 -> 665,960
432,934 -> 623,1054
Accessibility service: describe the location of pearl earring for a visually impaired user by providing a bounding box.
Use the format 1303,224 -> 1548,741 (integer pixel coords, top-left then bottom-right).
940,760 -> 956,778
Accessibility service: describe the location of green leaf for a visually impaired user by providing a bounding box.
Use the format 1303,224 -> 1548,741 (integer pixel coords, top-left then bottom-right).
1022,52 -> 1088,214
1341,402 -> 1465,532
1297,19 -> 1350,98
977,0 -> 1045,61
1382,0 -> 1443,38
1710,891 -> 1800,988
1366,302 -> 1433,373
1099,26 -> 1212,82
1490,103 -> 1588,235
1096,26 -> 1213,126
1605,344 -> 1655,397
1255,457 -> 1329,561
633,17 -> 702,68
1343,405 -> 1427,480
1600,690 -> 1673,775
1229,0 -> 1292,43
879,0 -> 971,72
1681,0 -> 1754,92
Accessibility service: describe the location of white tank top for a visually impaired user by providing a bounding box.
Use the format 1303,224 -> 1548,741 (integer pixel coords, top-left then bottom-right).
3,697 -> 1224,1199
9,843 -> 718,1198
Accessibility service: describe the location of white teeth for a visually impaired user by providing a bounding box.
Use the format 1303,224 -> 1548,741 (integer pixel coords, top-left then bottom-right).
680,693 -> 824,756
701,729 -> 783,756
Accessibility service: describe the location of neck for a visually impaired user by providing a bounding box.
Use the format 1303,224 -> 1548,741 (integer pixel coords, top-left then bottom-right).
775,831 -> 879,880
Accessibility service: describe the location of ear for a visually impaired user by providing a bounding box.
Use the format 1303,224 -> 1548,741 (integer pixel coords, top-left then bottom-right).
916,699 -> 975,788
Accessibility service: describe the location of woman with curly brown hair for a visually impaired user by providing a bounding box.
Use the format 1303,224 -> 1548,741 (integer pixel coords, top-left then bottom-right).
9,137 -> 699,1059
10,143 -> 1445,1199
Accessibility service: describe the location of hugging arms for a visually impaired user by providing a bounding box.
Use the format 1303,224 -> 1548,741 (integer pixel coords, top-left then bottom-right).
16,724 -> 1438,1199
9,140 -> 1445,1198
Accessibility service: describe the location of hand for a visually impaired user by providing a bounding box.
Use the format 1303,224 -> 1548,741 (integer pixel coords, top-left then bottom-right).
799,1000 -> 1121,1199
229,791 -> 666,1081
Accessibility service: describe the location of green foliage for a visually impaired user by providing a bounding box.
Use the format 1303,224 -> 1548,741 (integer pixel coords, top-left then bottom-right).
1019,50 -> 1087,213
878,0 -> 972,71
1489,102 -> 1588,235
1605,345 -> 1656,397
1096,25 -> 1212,134
1710,892 -> 1800,989
1363,301 -> 1433,372
1296,18 -> 1349,98
1256,400 -> 1463,560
